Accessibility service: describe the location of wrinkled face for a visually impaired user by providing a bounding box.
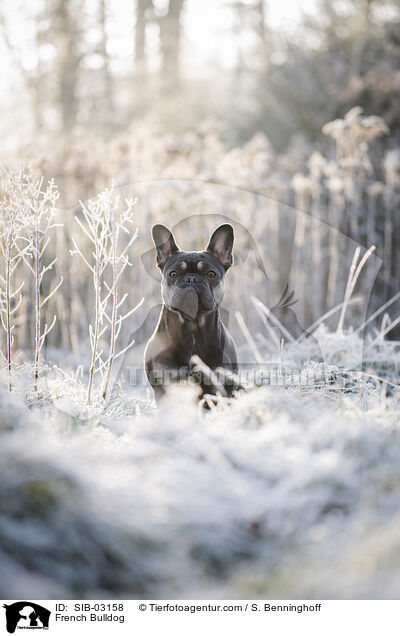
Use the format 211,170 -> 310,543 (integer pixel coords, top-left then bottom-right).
152,223 -> 234,321
162,251 -> 225,319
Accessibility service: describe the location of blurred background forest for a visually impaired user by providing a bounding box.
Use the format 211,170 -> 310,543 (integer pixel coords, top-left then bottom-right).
0,0 -> 400,365
3,1 -> 400,602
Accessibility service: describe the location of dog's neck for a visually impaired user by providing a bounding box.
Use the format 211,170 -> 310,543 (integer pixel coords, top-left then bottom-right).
160,304 -> 220,337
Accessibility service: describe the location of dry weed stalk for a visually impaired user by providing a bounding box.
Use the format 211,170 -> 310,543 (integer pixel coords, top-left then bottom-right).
0,168 -> 31,389
12,167 -> 63,387
71,186 -> 142,404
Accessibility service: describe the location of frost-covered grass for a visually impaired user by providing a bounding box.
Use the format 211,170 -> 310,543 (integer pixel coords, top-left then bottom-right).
1,330 -> 400,599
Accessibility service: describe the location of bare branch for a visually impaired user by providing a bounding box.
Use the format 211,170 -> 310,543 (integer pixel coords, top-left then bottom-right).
40,276 -> 64,308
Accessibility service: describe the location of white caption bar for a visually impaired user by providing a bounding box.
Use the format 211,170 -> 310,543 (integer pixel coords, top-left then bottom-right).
1,599 -> 397,635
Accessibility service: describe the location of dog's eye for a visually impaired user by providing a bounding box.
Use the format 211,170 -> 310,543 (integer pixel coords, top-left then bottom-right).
207,270 -> 217,278
169,270 -> 178,279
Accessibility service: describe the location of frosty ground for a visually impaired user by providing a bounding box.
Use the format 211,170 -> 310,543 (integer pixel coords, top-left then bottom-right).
1,327 -> 400,600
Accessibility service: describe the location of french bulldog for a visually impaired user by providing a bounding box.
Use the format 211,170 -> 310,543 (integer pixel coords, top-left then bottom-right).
144,223 -> 239,402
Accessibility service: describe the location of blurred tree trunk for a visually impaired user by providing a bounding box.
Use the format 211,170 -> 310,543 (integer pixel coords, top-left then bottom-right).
99,0 -> 114,125
135,0 -> 153,76
33,12 -> 45,132
255,0 -> 268,53
159,0 -> 185,92
52,0 -> 80,132
228,1 -> 271,144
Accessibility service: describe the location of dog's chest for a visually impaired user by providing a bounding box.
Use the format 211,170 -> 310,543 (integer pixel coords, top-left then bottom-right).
180,322 -> 222,366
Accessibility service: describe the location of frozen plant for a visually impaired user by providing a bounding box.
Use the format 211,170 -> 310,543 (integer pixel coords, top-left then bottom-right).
322,106 -> 389,167
11,165 -> 63,388
336,245 -> 376,335
0,168 -> 32,390
71,186 -> 142,404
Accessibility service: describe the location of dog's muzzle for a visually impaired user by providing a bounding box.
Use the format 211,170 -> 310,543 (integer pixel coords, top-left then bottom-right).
170,276 -> 216,318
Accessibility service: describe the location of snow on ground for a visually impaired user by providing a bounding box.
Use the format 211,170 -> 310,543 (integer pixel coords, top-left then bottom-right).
1,329 -> 400,599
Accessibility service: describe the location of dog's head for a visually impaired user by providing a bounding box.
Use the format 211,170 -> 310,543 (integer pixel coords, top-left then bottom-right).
152,223 -> 234,320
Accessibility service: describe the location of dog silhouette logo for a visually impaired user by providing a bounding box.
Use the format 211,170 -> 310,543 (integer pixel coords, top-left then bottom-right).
2,602 -> 50,633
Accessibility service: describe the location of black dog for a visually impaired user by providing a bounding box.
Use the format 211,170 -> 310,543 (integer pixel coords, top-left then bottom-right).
145,223 -> 238,402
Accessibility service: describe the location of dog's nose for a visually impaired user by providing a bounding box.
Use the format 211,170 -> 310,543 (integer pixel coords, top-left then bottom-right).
184,274 -> 200,284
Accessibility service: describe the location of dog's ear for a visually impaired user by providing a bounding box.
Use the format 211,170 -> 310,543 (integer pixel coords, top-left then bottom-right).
152,224 -> 180,269
206,224 -> 234,270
